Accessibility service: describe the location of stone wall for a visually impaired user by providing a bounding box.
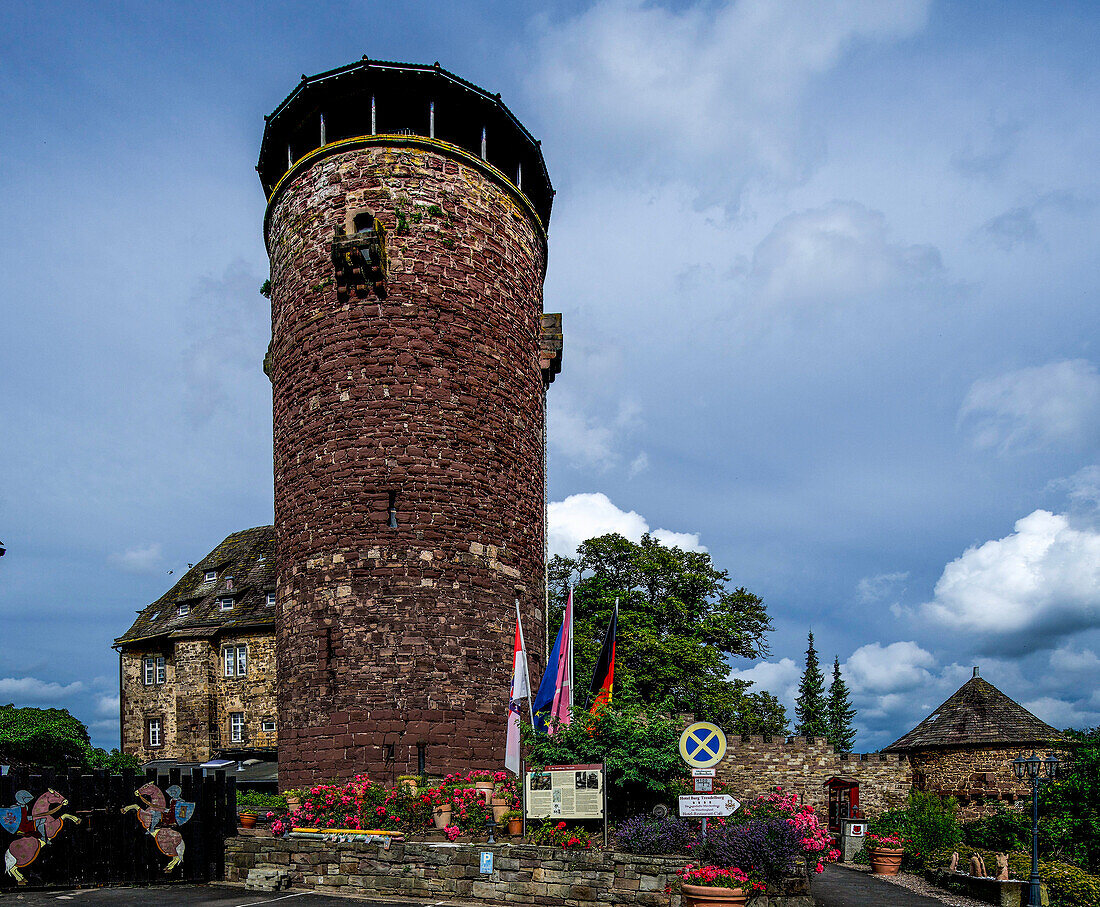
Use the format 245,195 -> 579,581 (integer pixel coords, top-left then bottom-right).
716,736 -> 912,817
121,632 -> 277,762
268,139 -> 550,785
910,746 -> 1053,820
225,835 -> 812,906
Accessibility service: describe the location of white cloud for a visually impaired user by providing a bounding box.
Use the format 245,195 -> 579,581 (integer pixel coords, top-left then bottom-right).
748,201 -> 945,304
0,676 -> 84,703
529,0 -> 929,196
857,571 -> 909,604
1049,464 -> 1100,508
95,694 -> 120,716
728,657 -> 801,710
1020,696 -> 1097,731
108,542 -> 163,574
1048,644 -> 1100,675
549,393 -> 642,472
920,509 -> 1100,641
958,360 -> 1100,454
843,641 -> 935,694
628,451 -> 650,478
548,492 -> 706,558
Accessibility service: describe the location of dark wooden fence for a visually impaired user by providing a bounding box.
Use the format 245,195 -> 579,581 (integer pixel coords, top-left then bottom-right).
0,766 -> 236,890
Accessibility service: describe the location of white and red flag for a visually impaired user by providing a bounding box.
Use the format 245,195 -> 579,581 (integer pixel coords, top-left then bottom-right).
505,600 -> 534,775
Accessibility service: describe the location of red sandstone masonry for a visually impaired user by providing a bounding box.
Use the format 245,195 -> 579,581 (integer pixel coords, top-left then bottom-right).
268,146 -> 548,786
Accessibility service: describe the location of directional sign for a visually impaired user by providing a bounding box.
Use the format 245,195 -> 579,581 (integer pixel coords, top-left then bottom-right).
679,721 -> 727,768
678,794 -> 740,817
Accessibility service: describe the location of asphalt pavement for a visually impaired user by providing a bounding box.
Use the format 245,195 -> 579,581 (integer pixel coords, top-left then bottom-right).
811,864 -> 950,906
1,886 -> 454,907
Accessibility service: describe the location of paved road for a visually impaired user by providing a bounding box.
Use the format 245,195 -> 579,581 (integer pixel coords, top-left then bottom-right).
2,886 -> 453,907
811,864 -> 948,906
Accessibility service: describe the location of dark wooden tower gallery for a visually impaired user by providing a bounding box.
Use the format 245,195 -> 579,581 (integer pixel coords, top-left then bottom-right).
258,59 -> 563,786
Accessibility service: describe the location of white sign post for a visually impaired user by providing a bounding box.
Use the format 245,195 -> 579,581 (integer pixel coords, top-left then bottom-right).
678,794 -> 740,817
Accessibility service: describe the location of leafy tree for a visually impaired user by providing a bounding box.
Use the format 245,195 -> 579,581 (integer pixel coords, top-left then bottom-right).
794,631 -> 827,737
0,703 -> 91,769
522,703 -> 685,818
1039,727 -> 1100,872
548,533 -> 777,732
0,703 -> 139,772
826,656 -> 857,752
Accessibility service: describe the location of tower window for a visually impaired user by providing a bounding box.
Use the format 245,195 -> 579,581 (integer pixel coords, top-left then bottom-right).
223,644 -> 247,677
218,597 -> 234,611
203,570 -> 217,583
353,212 -> 375,234
146,718 -> 162,749
388,491 -> 398,528
261,719 -> 277,733
143,656 -> 166,685
177,602 -> 190,617
266,591 -> 276,607
230,712 -> 245,744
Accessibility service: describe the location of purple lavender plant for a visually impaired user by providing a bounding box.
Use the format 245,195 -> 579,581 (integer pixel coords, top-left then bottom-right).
614,814 -> 698,855
698,816 -> 804,887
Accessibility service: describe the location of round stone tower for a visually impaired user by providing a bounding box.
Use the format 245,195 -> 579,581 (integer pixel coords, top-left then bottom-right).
258,59 -> 562,786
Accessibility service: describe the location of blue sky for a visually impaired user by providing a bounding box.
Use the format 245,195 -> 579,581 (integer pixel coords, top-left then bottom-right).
2,1 -> 1099,753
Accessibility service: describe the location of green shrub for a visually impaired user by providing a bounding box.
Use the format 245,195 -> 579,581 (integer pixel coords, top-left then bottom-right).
927,846 -> 1100,907
860,791 -> 961,871
962,806 -> 1031,852
236,790 -> 288,814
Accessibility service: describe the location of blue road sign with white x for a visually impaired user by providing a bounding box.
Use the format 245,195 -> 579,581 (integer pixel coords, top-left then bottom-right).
679,721 -> 727,768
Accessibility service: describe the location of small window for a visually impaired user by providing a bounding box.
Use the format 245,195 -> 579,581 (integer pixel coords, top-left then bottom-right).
203,570 -> 217,583
143,656 -> 166,685
223,644 -> 247,677
230,712 -> 245,744
353,211 -> 375,234
149,611 -> 160,621
218,597 -> 234,611
177,602 -> 190,617
266,591 -> 276,607
147,718 -> 162,748
261,719 -> 277,733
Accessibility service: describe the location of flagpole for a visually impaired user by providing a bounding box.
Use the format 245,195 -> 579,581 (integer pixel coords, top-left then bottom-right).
517,599 -> 535,726
567,584 -> 574,712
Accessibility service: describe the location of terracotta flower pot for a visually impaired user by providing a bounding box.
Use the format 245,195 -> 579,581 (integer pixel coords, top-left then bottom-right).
433,805 -> 452,829
870,847 -> 904,875
492,803 -> 510,822
506,818 -> 523,836
238,813 -> 257,829
285,795 -> 301,813
681,882 -> 748,907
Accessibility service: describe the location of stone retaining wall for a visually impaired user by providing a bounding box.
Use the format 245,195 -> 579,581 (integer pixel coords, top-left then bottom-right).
225,835 -> 812,906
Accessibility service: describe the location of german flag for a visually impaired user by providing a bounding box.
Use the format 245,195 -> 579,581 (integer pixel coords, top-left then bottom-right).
588,600 -> 618,712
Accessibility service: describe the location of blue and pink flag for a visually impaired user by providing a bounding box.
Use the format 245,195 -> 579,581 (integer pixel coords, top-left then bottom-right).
532,587 -> 573,734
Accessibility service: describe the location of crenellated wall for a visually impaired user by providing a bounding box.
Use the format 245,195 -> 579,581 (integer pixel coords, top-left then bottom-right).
716,736 -> 912,817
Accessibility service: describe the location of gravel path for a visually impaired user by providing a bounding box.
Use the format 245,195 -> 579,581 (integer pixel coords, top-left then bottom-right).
834,862 -> 991,907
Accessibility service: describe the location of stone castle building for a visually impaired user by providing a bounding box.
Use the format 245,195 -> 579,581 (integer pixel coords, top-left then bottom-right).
114,527 -> 277,763
258,59 -> 561,786
884,667 -> 1065,820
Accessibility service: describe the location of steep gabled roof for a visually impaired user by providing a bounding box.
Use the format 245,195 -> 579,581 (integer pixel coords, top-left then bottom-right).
884,670 -> 1064,751
114,526 -> 275,646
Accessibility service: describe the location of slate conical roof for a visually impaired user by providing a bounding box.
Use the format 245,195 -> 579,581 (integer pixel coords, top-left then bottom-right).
884,669 -> 1064,751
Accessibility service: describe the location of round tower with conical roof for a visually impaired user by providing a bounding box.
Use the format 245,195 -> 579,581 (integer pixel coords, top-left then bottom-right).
258,58 -> 562,785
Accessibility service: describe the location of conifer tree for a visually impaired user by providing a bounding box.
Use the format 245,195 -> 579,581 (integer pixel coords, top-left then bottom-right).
826,656 -> 857,752
794,630 -> 828,737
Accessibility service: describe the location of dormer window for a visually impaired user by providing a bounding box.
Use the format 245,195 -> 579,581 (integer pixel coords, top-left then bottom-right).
149,611 -> 160,621
266,592 -> 276,607
177,602 -> 190,617
218,597 -> 234,612
204,570 -> 217,583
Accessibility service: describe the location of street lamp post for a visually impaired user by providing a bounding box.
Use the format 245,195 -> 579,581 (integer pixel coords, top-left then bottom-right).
1012,751 -> 1060,907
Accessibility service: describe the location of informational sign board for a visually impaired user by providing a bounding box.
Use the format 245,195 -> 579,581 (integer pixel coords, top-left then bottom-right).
691,768 -> 716,778
848,822 -> 865,837
678,722 -> 727,768
525,763 -> 605,820
693,777 -> 713,793
678,794 -> 740,817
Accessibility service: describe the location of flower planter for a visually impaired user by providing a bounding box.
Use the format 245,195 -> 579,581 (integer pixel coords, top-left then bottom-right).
285,795 -> 301,813
870,847 -> 904,875
491,802 -> 510,822
681,882 -> 748,907
506,818 -> 522,836
238,813 -> 257,829
432,805 -> 452,829
474,781 -> 494,802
